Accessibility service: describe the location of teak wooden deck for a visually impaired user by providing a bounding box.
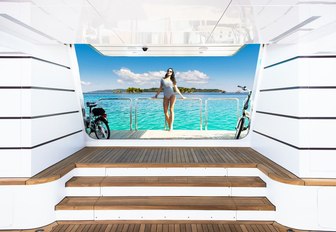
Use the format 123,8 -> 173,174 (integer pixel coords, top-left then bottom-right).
65,176 -> 266,188
1,146 -> 332,186
56,196 -> 275,211
28,147 -> 303,185
49,221 -> 289,232
15,220 -> 299,232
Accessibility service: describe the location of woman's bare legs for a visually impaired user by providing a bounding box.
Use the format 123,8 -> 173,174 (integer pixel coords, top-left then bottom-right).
163,97 -> 170,130
163,95 -> 176,131
168,95 -> 176,131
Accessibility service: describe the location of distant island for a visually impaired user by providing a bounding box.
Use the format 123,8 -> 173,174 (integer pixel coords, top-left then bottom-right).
86,87 -> 225,94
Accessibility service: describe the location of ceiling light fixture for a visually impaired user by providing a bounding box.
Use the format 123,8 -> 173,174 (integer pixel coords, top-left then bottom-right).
269,16 -> 320,43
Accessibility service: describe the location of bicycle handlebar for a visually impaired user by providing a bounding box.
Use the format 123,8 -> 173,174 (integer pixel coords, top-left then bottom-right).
237,85 -> 248,91
237,85 -> 252,92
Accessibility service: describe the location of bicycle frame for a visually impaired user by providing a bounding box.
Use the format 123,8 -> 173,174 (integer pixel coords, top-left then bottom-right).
85,102 -> 96,133
235,85 -> 252,139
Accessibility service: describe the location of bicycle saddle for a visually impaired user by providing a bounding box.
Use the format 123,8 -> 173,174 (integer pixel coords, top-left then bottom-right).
86,102 -> 97,107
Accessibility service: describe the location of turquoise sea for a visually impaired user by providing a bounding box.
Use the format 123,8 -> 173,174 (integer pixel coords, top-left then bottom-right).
84,92 -> 248,131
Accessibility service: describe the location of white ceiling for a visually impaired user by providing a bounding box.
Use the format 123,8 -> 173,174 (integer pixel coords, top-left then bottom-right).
0,0 -> 336,56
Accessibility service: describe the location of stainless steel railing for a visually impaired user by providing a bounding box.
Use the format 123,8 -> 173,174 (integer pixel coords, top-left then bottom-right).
204,98 -> 239,130
96,98 -> 133,130
134,97 -> 203,131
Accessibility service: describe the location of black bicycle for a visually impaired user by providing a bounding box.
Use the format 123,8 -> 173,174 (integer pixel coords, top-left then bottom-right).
85,102 -> 110,139
235,85 -> 252,139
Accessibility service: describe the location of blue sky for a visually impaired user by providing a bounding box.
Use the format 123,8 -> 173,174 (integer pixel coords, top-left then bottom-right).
75,44 -> 260,92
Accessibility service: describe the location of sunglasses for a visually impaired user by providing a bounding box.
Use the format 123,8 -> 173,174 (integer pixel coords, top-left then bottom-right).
168,70 -> 173,73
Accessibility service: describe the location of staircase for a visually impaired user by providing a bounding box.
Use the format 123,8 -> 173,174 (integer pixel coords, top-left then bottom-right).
55,168 -> 275,221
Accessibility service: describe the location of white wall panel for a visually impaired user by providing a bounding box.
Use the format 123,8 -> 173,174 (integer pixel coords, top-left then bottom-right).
256,91 -> 300,116
253,113 -> 304,147
304,120 -> 336,148
255,115 -> 336,149
257,89 -> 336,117
0,58 -> 73,89
0,150 -> 31,177
0,120 -> 21,147
0,186 -> 13,227
318,187 -> 336,229
0,131 -> 85,177
306,58 -> 336,86
86,136 -> 251,147
21,90 -> 78,116
0,44 -> 85,177
28,113 -> 82,147
1,90 -> 84,118
106,168 -> 228,177
31,44 -> 71,70
300,89 -> 336,117
259,172 -> 322,231
31,131 -> 85,176
0,58 -> 26,86
0,171 -> 75,230
100,187 -> 231,197
254,45 -> 336,178
261,58 -> 334,89
261,59 -> 300,89
0,31 -> 70,67
263,44 -> 300,67
0,90 -> 21,117
93,210 -> 236,221
27,59 -> 74,89
302,150 -> 336,178
251,131 -> 301,176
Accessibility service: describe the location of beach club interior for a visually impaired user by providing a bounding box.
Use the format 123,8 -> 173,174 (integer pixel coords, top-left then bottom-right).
1,0 -> 336,231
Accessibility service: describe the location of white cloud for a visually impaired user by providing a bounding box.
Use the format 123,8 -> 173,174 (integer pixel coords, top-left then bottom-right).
114,68 -> 164,86
113,68 -> 209,86
81,81 -> 92,86
176,70 -> 209,84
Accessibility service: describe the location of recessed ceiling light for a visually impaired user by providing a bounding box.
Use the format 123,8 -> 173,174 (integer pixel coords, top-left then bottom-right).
270,16 -> 320,43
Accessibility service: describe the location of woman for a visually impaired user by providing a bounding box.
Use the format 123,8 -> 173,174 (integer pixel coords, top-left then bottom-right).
154,68 -> 185,131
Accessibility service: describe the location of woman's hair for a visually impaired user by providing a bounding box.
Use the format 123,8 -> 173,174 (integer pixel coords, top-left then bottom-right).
164,68 -> 176,84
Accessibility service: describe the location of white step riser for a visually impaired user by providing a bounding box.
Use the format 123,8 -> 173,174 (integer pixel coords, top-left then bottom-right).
56,210 -> 275,221
75,168 -> 260,177
66,187 -> 266,197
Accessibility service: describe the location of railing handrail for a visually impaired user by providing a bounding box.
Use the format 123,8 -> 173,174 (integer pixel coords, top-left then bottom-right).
96,97 -> 132,102
95,97 -> 133,131
135,97 -> 201,100
204,98 -> 239,130
134,97 -> 203,131
91,97 -> 240,132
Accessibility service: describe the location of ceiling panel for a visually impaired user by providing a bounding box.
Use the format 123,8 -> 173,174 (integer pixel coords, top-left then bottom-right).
1,0 -> 336,56
85,0 -> 232,45
92,44 -> 243,56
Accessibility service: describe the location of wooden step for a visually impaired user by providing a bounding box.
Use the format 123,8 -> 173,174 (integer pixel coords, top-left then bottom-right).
65,176 -> 266,188
56,196 -> 275,211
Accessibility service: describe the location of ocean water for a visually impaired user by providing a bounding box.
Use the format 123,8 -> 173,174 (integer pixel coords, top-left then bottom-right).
83,92 -> 248,131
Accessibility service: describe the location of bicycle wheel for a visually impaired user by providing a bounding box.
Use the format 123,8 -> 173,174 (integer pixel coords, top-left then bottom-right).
94,118 -> 110,139
235,117 -> 245,139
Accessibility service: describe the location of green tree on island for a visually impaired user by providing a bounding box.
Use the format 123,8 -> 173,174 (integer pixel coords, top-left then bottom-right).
179,87 -> 196,93
126,87 -> 143,93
